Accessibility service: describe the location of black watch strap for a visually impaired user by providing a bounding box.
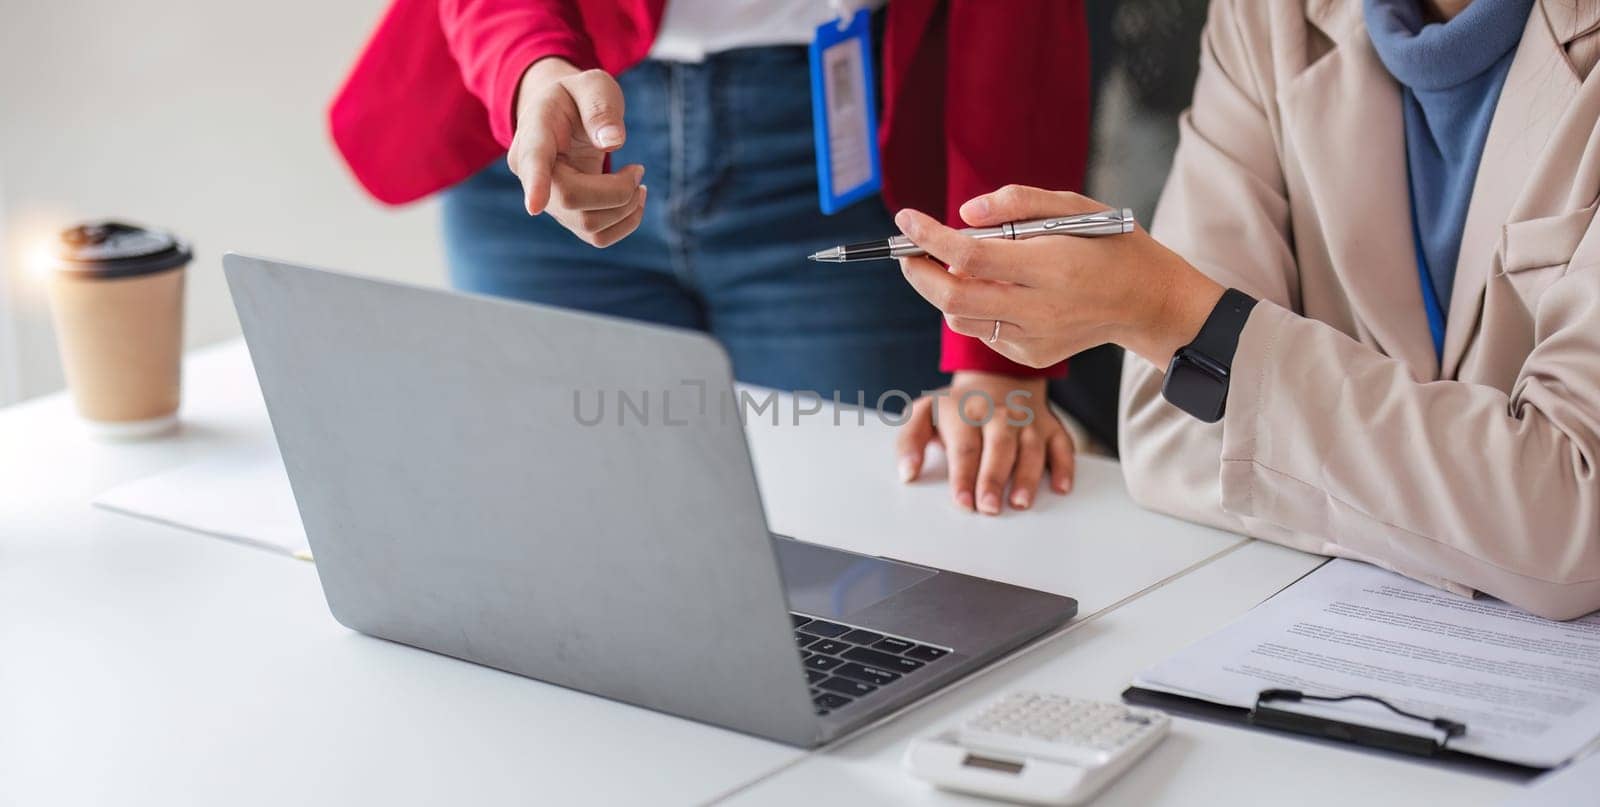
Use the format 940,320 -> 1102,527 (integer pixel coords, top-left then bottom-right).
1189,288 -> 1258,366
1160,288 -> 1259,423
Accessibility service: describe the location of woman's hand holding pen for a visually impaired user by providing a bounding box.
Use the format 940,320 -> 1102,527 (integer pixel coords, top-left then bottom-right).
510,58 -> 647,247
895,185 -> 1224,370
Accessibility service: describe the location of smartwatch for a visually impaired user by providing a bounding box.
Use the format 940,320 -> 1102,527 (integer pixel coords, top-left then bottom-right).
1161,288 -> 1258,423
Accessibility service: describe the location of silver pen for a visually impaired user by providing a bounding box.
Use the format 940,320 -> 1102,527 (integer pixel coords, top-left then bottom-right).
807,208 -> 1136,262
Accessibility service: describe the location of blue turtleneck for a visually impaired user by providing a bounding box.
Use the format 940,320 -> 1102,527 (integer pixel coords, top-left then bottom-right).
1363,0 -> 1532,357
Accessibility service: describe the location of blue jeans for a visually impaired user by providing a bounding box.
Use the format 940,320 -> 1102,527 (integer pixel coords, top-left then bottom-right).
440,47 -> 946,407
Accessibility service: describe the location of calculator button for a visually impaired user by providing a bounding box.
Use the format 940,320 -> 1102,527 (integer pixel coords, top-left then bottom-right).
955,693 -> 1159,770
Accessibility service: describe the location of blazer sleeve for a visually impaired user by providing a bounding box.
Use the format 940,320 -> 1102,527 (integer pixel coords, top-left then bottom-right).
1119,0 -> 1600,620
940,328 -> 1067,376
935,0 -> 1087,380
437,0 -> 600,147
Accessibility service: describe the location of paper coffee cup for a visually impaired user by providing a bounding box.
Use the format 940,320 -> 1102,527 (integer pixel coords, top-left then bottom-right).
46,221 -> 191,440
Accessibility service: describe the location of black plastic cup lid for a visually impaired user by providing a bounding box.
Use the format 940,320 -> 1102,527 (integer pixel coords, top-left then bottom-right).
55,221 -> 192,279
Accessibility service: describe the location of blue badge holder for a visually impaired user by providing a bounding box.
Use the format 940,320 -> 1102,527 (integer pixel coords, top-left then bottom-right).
809,10 -> 883,215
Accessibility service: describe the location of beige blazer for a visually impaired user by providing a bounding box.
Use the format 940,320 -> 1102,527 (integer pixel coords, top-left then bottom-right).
1120,0 -> 1600,619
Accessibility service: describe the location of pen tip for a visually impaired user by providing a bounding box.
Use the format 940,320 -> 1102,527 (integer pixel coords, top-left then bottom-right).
806,254 -> 819,261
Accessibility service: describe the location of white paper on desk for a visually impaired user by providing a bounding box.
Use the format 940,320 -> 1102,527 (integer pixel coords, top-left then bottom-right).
1133,559 -> 1600,768
94,447 -> 309,558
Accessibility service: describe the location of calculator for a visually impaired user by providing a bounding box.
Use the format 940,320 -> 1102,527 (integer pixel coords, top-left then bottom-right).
904,691 -> 1170,805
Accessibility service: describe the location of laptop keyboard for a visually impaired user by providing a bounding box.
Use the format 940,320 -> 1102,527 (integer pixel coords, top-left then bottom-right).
791,612 -> 950,716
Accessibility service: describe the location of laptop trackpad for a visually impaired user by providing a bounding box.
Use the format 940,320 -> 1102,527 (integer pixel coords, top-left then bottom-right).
773,537 -> 937,620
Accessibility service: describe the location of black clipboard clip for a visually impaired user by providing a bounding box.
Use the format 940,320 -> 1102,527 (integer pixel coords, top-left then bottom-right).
1249,689 -> 1468,758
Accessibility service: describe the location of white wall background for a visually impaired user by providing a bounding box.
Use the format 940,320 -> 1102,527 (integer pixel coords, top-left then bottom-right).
0,175 -> 20,404
0,0 -> 447,404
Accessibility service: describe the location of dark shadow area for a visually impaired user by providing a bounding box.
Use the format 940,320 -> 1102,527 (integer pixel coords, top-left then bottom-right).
1056,0 -> 1211,455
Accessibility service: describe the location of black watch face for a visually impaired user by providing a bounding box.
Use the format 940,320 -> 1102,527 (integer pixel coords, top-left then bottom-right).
1162,358 -> 1227,423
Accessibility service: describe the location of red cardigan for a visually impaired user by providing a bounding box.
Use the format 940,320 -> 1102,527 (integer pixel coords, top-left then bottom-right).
329,0 -> 1089,376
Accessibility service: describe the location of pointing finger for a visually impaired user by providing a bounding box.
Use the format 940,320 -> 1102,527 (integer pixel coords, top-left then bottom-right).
894,208 -> 1040,284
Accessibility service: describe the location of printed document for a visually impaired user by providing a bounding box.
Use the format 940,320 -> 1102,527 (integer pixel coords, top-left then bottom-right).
95,446 -> 308,558
1134,559 -> 1600,768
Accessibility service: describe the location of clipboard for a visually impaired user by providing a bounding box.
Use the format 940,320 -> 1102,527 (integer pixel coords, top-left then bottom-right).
1118,557 -> 1600,776
1121,559 -> 1543,778
1120,685 -> 1543,779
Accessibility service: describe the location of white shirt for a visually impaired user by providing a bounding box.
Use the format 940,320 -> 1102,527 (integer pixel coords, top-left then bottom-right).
648,0 -> 885,63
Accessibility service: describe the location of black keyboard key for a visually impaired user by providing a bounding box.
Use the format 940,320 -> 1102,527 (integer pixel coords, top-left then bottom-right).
835,662 -> 901,687
803,620 -> 850,638
817,676 -> 877,698
795,632 -> 821,648
840,629 -> 884,645
842,646 -> 925,673
805,669 -> 826,684
903,644 -> 949,662
814,692 -> 851,710
872,637 -> 915,654
811,639 -> 850,655
791,614 -> 811,628
804,654 -> 843,671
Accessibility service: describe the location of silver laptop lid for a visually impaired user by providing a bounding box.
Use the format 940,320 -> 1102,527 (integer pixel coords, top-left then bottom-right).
224,254 -> 819,746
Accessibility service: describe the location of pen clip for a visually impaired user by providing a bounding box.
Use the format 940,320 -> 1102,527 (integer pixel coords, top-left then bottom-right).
1041,212 -> 1118,230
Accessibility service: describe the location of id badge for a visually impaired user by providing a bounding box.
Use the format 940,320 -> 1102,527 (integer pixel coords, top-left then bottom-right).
809,9 -> 883,215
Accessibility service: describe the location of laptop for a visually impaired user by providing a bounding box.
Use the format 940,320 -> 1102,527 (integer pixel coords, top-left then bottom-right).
224,253 -> 1077,748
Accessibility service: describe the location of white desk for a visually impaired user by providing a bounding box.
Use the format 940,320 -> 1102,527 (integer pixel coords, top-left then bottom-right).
718,540 -> 1524,806
0,342 -> 1520,805
2,345 -> 803,806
